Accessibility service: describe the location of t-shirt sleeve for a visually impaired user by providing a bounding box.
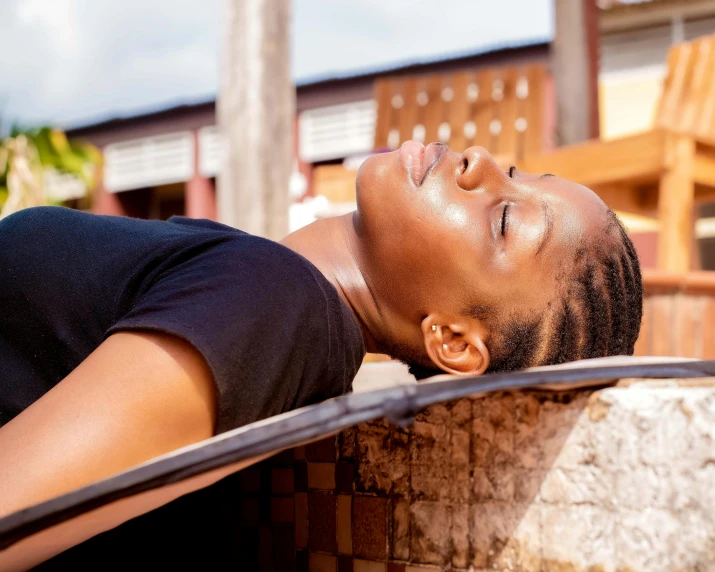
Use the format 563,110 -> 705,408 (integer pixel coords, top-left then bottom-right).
106,238 -> 353,434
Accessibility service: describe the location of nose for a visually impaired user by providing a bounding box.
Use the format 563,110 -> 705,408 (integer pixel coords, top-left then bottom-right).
456,146 -> 505,191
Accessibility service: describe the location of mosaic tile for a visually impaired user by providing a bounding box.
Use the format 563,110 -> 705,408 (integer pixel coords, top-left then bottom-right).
337,554 -> 354,572
336,462 -> 355,494
337,494 -> 353,555
306,436 -> 337,462
308,462 -> 337,490
272,467 -> 295,495
272,497 -> 295,523
295,492 -> 308,549
308,492 -> 337,553
309,552 -> 337,572
409,500 -> 450,566
390,497 -> 410,561
353,559 -> 386,572
353,495 -> 387,560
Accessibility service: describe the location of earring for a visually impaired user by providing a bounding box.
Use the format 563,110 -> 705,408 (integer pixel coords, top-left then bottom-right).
431,325 -> 438,332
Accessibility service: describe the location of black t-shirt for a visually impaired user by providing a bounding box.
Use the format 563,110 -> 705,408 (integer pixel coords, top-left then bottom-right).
0,206 -> 364,433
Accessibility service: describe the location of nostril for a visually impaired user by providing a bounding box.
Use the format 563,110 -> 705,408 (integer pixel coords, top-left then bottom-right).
461,157 -> 468,173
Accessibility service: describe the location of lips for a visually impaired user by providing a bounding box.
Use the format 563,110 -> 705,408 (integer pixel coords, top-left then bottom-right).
399,141 -> 446,186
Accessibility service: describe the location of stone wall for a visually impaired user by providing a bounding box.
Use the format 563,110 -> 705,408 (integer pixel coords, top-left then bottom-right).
287,381 -> 714,572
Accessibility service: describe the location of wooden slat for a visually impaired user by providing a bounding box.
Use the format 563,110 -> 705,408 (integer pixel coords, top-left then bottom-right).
498,67 -> 519,158
373,79 -> 395,150
398,78 -> 419,145
658,134 -> 696,273
656,43 -> 696,131
697,38 -> 715,142
447,71 -> 471,152
472,69 -> 494,149
680,37 -> 714,134
694,142 -> 715,188
524,65 -> 546,156
422,75 -> 444,145
521,129 -> 667,188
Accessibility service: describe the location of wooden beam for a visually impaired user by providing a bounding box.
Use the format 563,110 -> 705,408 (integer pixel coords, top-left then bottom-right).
520,129 -> 666,188
552,0 -> 600,144
694,143 -> 715,188
658,134 -> 696,272
217,0 -> 294,239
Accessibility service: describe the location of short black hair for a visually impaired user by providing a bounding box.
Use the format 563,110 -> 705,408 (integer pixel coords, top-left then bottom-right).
408,210 -> 643,379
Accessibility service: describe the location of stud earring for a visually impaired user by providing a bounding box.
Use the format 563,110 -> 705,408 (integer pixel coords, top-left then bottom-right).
431,325 -> 438,332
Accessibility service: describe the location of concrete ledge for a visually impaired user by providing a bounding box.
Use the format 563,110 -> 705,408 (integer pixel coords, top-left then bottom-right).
304,380 -> 715,571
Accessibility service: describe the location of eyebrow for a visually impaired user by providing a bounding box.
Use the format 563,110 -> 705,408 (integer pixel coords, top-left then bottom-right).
539,173 -> 555,178
536,200 -> 555,255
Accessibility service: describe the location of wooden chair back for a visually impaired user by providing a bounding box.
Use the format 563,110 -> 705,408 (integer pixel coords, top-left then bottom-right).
655,34 -> 715,142
373,64 -> 548,161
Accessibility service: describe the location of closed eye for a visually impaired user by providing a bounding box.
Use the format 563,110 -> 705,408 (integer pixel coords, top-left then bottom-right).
500,204 -> 509,236
508,165 -> 516,178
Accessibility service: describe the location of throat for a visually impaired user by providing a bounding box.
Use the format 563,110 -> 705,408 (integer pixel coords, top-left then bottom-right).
280,214 -> 382,353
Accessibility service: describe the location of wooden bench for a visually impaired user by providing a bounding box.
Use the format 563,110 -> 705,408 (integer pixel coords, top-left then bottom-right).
523,34 -> 715,272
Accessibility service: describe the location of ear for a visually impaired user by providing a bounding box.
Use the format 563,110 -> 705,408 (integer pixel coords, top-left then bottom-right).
421,315 -> 490,376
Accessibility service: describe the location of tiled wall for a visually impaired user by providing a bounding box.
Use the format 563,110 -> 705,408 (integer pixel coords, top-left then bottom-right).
234,389 -> 590,572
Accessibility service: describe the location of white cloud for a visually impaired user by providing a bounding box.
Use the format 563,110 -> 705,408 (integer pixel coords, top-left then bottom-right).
0,0 -> 552,129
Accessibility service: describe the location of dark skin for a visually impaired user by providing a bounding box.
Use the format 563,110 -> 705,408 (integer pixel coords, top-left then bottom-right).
0,142 -> 612,568
283,141 -> 611,375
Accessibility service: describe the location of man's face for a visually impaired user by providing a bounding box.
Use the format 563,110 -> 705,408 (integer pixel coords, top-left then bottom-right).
353,141 -> 610,326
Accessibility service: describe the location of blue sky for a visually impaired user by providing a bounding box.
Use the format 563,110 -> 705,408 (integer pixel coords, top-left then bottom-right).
0,0 -> 552,129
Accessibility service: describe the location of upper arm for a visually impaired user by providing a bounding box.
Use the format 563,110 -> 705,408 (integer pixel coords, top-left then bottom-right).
0,331 -> 217,518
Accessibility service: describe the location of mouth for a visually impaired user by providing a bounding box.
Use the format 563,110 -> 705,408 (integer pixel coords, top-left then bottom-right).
399,141 -> 446,186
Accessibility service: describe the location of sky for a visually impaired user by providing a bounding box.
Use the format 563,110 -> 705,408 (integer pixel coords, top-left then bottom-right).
0,0 -> 553,130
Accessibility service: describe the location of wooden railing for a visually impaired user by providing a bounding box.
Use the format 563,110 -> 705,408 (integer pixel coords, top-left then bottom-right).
637,270 -> 715,357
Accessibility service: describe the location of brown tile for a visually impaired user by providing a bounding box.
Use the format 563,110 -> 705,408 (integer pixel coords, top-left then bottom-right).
272,448 -> 295,465
353,496 -> 387,560
295,492 -> 308,549
468,502 -> 518,569
296,549 -> 309,572
353,561 -> 386,572
386,564 -> 405,572
259,524 -> 272,572
411,462 -> 447,501
338,427 -> 358,461
411,421 -> 449,465
356,424 -> 410,496
272,525 -> 296,572
337,494 -> 353,555
294,445 -> 307,460
336,463 -> 355,493
240,468 -> 262,493
272,497 -> 294,523
239,497 -> 260,523
306,436 -> 337,461
308,462 -> 336,490
409,501 -> 449,566
308,492 -> 337,553
338,555 -> 354,572
272,467 -> 295,495
391,498 -> 410,561
295,461 -> 308,492
310,552 -> 337,572
451,504 -> 469,569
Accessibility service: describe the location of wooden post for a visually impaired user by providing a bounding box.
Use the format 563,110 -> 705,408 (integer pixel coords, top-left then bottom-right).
217,0 -> 294,239
658,134 -> 695,272
552,0 -> 600,145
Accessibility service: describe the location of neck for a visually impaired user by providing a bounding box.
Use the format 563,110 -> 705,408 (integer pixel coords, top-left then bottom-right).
280,213 -> 383,354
